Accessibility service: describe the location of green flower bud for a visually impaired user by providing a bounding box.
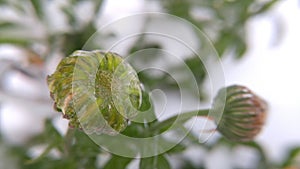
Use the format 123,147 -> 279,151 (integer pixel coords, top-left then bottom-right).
47,50 -> 144,135
212,85 -> 267,142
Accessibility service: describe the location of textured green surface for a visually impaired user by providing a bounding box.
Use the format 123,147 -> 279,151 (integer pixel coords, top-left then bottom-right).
47,50 -> 143,135
213,85 -> 267,142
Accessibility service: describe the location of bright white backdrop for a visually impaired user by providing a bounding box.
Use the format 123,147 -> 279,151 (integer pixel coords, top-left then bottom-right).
100,0 -> 300,162
0,0 -> 299,167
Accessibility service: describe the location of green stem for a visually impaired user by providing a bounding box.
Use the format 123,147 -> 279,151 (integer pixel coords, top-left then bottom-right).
63,128 -> 75,157
149,109 -> 210,133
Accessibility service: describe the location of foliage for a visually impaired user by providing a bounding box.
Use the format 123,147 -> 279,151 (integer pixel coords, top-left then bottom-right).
159,0 -> 279,58
1,0 -> 297,169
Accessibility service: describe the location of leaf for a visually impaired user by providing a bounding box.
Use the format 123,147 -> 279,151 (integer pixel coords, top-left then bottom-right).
0,21 -> 34,46
250,0 -> 279,16
138,88 -> 152,112
179,159 -> 206,169
25,119 -> 64,164
103,155 -> 133,169
0,37 -> 35,46
162,0 -> 191,18
241,141 -> 270,168
24,157 -> 81,169
62,23 -> 97,55
214,31 -> 232,57
129,41 -> 162,54
25,144 -> 55,164
213,138 -> 271,168
71,129 -> 100,157
235,36 -> 247,58
29,0 -> 44,20
0,0 -> 6,4
0,21 -> 18,28
166,142 -> 186,154
139,155 -> 171,169
93,0 -> 104,16
27,119 -> 63,147
121,122 -> 148,138
60,6 -> 77,28
184,56 -> 206,85
281,146 -> 300,168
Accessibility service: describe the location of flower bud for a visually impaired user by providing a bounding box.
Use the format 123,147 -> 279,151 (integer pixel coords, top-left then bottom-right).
212,85 -> 267,142
47,50 -> 144,135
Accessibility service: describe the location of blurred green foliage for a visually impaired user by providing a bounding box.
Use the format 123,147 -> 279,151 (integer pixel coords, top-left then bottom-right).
160,0 -> 278,58
1,0 -> 297,169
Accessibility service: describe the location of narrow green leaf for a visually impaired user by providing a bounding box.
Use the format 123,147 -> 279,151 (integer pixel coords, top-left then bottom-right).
0,21 -> 34,45
60,6 -> 77,27
139,155 -> 171,169
251,0 -> 279,16
241,141 -> 269,165
44,119 -> 63,145
214,32 -> 232,57
29,0 -> 44,20
166,142 -> 186,154
235,40 -> 247,58
27,119 -> 63,147
71,129 -> 100,157
180,160 -> 206,169
214,138 -> 271,168
93,0 -> 104,15
0,21 -> 18,28
25,144 -> 55,164
103,155 -> 133,169
0,37 -> 31,46
24,119 -> 64,164
281,146 -> 300,168
184,56 -> 206,85
138,88 -> 151,112
162,0 -> 191,18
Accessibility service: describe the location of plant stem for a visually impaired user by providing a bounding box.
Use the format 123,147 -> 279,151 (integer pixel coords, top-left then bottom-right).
149,109 -> 210,133
63,128 -> 75,157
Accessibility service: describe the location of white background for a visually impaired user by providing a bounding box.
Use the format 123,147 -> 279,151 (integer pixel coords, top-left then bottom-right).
100,0 -> 300,161
0,0 -> 299,167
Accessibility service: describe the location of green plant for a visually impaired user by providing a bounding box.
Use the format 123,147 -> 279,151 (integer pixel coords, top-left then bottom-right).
44,49 -> 268,168
1,0 -> 298,169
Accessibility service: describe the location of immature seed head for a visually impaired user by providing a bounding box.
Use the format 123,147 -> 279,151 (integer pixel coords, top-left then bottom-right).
212,85 -> 267,142
47,50 -> 144,135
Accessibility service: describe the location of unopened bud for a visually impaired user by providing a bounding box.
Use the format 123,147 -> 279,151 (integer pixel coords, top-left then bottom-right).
212,85 -> 267,142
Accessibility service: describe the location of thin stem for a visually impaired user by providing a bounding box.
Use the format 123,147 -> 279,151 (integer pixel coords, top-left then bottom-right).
149,109 -> 210,133
63,128 -> 75,157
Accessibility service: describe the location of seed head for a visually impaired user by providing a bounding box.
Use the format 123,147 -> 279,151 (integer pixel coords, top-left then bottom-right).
47,50 -> 144,135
